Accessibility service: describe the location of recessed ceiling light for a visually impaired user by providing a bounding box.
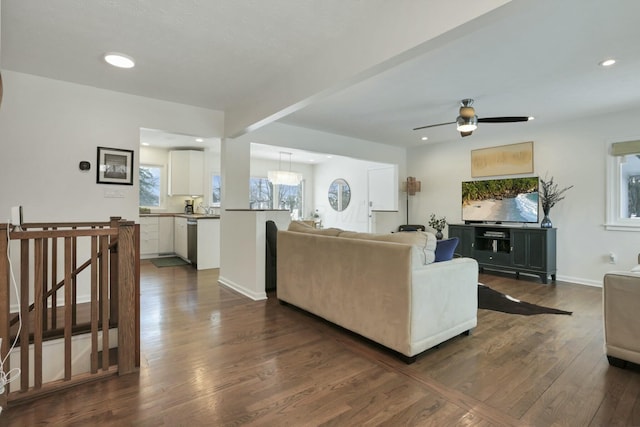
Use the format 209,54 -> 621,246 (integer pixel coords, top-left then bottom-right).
421,136 -> 428,141
528,116 -> 535,121
104,52 -> 135,69
599,58 -> 616,67
195,138 -> 204,143
141,142 -> 150,146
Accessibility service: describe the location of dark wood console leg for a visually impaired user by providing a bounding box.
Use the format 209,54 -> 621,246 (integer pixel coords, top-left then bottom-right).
551,274 -> 556,281
541,274 -> 549,284
515,272 -> 520,280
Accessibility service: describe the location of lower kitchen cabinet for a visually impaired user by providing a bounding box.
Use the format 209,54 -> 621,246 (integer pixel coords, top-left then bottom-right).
174,216 -> 188,260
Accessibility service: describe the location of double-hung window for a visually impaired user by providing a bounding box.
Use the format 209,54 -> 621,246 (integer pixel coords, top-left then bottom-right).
606,139 -> 640,230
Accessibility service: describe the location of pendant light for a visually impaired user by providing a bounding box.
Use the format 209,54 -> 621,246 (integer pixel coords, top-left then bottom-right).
267,152 -> 302,186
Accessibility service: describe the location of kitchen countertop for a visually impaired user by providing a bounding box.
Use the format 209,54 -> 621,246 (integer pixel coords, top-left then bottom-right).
140,213 -> 220,220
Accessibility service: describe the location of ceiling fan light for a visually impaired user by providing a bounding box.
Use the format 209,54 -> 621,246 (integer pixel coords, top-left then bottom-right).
456,115 -> 478,132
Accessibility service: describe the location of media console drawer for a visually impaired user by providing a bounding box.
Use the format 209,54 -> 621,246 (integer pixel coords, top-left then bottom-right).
474,250 -> 510,267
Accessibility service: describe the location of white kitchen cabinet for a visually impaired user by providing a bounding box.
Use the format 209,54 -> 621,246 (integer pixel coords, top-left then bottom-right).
158,216 -> 174,254
168,150 -> 204,196
140,216 -> 159,258
174,216 -> 188,260
196,218 -> 220,270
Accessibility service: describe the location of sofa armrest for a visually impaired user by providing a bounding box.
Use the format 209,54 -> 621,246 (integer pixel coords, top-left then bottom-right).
409,257 -> 478,346
603,271 -> 640,364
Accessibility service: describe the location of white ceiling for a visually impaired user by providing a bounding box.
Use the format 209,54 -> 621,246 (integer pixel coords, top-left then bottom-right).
3,0 -> 640,150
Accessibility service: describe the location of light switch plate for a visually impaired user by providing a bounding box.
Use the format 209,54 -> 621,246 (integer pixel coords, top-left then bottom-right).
104,189 -> 125,198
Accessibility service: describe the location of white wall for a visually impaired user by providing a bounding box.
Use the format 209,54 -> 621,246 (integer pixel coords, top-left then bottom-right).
407,108 -> 640,286
313,156 -> 392,232
0,70 -> 224,223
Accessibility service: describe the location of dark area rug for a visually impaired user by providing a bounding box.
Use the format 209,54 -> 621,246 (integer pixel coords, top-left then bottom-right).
150,257 -> 189,268
478,284 -> 572,316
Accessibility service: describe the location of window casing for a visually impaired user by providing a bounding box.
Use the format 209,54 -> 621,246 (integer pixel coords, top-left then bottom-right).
606,140 -> 640,231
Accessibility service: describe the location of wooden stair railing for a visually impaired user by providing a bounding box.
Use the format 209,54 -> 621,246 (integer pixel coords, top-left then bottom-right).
0,217 -> 140,407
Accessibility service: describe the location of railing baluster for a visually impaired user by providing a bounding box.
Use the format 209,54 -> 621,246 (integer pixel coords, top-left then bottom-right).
20,240 -> 29,392
51,231 -> 57,329
42,228 -> 49,332
100,235 -> 109,371
71,228 -> 77,326
64,237 -> 72,381
90,236 -> 98,374
34,238 -> 44,389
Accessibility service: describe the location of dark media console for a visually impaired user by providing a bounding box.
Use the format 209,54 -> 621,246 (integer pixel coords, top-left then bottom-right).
448,223 -> 556,284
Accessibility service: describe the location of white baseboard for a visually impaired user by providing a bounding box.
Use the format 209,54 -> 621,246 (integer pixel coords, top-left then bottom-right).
556,275 -> 603,288
217,276 -> 267,301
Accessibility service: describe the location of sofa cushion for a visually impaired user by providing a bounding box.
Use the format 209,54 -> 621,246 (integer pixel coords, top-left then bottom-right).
434,237 -> 459,262
338,230 -> 437,265
287,220 -> 343,236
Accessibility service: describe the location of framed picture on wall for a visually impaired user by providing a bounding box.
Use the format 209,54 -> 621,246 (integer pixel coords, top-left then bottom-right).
96,146 -> 134,185
471,141 -> 534,177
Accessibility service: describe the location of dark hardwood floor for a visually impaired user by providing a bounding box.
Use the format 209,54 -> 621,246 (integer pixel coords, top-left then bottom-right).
4,261 -> 640,426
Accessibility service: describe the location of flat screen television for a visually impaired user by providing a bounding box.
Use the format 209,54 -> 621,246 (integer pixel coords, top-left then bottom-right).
462,177 -> 539,223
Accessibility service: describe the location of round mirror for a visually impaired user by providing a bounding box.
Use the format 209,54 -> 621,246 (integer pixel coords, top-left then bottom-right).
328,178 -> 351,211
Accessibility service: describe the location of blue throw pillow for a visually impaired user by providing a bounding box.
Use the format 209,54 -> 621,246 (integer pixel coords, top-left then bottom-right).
434,237 -> 459,262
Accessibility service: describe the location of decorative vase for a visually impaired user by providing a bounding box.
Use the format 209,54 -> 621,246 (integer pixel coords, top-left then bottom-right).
541,209 -> 552,228
435,230 -> 444,240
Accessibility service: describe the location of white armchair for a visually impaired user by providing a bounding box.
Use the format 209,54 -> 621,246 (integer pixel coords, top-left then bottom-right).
603,254 -> 640,368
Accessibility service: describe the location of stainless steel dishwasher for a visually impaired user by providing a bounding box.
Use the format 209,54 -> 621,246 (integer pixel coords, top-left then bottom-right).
187,218 -> 197,266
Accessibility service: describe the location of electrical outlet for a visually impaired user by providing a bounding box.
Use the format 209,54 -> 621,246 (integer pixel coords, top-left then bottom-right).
609,252 -> 617,264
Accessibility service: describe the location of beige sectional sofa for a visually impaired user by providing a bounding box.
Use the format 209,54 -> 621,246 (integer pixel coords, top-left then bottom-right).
277,221 -> 478,362
603,254 -> 640,368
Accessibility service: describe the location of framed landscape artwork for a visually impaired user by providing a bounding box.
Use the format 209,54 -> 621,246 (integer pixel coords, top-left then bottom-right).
96,146 -> 134,185
471,141 -> 534,177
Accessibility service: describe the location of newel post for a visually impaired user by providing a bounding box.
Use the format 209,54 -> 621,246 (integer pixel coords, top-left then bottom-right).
0,224 -> 9,407
116,220 -> 138,375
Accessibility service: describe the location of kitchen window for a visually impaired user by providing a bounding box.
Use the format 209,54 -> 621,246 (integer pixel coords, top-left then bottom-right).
139,164 -> 162,207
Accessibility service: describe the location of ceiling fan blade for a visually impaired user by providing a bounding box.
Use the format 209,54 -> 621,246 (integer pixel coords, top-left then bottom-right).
460,131 -> 473,137
413,121 -> 455,131
477,116 -> 529,123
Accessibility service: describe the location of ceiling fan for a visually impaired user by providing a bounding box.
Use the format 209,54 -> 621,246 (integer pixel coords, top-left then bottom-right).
413,99 -> 530,137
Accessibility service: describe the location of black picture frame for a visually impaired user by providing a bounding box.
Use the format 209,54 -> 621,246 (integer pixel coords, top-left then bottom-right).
96,146 -> 134,185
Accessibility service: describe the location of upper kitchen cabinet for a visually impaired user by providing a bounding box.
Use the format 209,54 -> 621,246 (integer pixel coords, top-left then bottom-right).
168,150 -> 204,196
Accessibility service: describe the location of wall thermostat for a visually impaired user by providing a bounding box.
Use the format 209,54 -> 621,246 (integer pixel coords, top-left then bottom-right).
79,161 -> 91,171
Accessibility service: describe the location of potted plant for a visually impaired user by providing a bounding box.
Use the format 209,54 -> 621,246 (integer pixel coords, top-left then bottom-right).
428,214 -> 447,240
540,176 -> 573,228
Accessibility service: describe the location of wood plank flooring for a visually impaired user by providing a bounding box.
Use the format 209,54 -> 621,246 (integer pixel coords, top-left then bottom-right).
3,263 -> 640,426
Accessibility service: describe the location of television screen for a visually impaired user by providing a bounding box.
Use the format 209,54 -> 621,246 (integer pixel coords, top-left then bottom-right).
462,177 -> 539,223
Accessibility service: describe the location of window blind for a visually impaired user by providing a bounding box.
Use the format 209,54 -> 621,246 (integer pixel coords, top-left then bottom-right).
611,140 -> 640,156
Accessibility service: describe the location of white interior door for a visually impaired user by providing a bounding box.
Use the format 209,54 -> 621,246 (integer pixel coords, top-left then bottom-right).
367,166 -> 397,231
